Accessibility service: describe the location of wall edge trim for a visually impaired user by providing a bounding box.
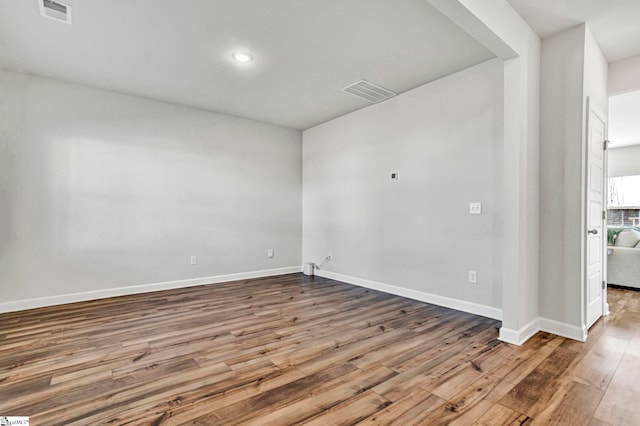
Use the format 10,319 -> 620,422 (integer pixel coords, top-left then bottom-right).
499,318 -> 539,345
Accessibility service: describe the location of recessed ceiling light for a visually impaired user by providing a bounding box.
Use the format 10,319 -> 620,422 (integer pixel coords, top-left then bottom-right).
232,52 -> 253,63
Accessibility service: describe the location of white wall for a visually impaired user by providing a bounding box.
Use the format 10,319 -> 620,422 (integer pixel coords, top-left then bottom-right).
500,22 -> 541,343
0,69 -> 302,308
609,91 -> 640,147
609,54 -> 640,95
539,25 -> 586,327
608,145 -> 640,177
539,24 -> 608,332
584,28 -> 609,118
582,26 -> 609,327
302,59 -> 503,314
427,0 -> 542,344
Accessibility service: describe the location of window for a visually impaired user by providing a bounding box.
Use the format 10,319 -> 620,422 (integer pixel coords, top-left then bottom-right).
608,175 -> 640,226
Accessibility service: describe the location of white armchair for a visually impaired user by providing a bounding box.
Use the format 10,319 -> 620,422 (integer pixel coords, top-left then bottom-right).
608,246 -> 640,289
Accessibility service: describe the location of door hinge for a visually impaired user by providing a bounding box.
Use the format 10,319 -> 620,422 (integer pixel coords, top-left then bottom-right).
603,210 -> 606,220
604,140 -> 610,150
602,280 -> 606,290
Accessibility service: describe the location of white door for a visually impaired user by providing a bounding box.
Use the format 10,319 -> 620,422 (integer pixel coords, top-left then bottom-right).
586,99 -> 607,329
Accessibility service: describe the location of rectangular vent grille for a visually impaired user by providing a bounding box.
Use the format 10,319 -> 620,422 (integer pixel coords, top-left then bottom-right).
39,0 -> 72,25
341,80 -> 397,103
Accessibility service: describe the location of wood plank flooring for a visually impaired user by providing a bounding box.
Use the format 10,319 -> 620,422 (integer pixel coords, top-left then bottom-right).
0,273 -> 638,425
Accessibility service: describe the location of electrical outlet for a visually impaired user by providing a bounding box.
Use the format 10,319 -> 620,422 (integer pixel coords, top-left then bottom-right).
469,202 -> 482,215
468,270 -> 477,283
190,255 -> 197,265
390,171 -> 399,181
267,248 -> 274,258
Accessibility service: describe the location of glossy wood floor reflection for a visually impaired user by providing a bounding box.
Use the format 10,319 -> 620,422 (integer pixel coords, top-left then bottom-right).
1,275 -> 639,425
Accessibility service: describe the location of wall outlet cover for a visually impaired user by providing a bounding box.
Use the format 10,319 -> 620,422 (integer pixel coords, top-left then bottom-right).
469,202 -> 482,215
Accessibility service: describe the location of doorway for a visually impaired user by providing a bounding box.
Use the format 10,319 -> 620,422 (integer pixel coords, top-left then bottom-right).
605,90 -> 640,301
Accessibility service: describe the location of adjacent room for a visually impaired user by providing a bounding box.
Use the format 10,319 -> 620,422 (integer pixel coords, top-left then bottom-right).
607,90 -> 640,290
1,0 -> 639,424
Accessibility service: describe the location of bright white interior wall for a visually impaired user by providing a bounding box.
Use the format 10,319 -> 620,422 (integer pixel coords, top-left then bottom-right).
539,24 -> 608,330
609,54 -> 640,95
609,91 -> 640,147
0,69 -> 302,306
302,59 -> 504,311
608,145 -> 640,177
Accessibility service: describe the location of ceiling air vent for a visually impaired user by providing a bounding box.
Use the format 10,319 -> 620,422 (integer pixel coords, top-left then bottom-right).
38,0 -> 72,25
341,80 -> 397,103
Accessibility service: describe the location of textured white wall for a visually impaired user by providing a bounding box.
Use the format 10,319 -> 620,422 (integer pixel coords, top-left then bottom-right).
0,70 -> 302,304
302,59 -> 503,310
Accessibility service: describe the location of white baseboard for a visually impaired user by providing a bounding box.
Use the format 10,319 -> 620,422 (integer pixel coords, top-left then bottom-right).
499,317 -> 540,345
499,316 -> 587,346
315,269 -> 502,320
0,266 -> 302,314
539,317 -> 587,342
3,266 -> 589,345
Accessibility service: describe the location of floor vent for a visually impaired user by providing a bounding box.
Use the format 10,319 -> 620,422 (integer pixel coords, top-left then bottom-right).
341,80 -> 397,103
39,0 -> 72,25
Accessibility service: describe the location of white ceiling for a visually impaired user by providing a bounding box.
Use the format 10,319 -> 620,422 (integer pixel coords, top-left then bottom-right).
610,90 -> 640,148
0,0 -> 495,130
507,0 -> 640,62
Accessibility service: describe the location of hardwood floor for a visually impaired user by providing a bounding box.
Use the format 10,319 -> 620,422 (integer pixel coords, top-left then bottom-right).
0,274 -> 638,425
